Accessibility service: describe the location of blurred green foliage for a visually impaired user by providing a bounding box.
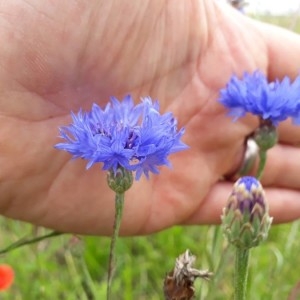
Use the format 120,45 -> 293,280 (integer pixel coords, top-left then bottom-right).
0,219 -> 300,299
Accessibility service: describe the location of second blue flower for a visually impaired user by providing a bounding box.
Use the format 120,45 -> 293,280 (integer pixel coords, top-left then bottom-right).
219,70 -> 300,126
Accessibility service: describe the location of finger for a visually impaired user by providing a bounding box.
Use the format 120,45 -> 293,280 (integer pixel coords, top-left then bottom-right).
260,144 -> 300,189
254,21 -> 300,80
184,182 -> 300,225
278,120 -> 300,145
251,23 -> 300,145
227,143 -> 300,189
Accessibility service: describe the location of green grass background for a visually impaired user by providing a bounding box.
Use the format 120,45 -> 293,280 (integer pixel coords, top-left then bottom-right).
1,15 -> 300,300
1,221 -> 300,299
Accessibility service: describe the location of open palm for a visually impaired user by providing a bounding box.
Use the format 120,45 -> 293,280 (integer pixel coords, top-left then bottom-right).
1,0 -> 300,235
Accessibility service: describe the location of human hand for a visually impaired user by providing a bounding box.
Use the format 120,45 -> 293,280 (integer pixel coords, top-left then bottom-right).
0,0 -> 300,235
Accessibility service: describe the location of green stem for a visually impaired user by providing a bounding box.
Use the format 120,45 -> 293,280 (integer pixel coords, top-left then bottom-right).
79,256 -> 96,300
107,192 -> 125,300
0,231 -> 63,255
234,248 -> 250,300
256,150 -> 267,180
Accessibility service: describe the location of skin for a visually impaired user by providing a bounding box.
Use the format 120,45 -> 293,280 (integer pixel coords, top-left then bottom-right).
0,0 -> 300,236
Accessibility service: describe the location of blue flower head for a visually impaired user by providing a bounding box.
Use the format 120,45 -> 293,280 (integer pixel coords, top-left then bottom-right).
219,70 -> 300,126
55,95 -> 188,180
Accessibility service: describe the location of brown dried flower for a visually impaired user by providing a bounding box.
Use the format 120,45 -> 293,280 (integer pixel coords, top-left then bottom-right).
163,250 -> 213,300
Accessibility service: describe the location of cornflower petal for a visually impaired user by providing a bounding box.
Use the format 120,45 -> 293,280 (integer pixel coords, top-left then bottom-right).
110,95 -> 143,127
130,99 -> 189,179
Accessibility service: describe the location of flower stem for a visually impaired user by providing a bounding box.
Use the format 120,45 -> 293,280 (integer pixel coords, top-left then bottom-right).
107,192 -> 125,300
256,150 -> 267,179
234,248 -> 250,300
0,231 -> 63,255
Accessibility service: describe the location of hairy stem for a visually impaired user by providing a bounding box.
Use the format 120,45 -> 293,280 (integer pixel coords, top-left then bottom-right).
234,248 -> 250,300
107,192 -> 125,300
0,231 -> 63,255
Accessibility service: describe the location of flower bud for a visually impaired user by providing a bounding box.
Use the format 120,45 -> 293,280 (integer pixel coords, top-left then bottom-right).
107,166 -> 133,193
253,119 -> 278,151
221,176 -> 273,249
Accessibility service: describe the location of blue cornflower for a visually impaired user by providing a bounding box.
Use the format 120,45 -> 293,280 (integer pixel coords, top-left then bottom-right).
55,95 -> 188,180
219,70 -> 300,126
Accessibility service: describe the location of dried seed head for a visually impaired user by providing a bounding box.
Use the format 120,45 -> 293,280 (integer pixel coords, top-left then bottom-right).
163,250 -> 213,300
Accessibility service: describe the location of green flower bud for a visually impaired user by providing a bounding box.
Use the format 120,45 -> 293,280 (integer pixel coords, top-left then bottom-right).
221,176 -> 273,249
253,119 -> 278,151
107,166 -> 133,193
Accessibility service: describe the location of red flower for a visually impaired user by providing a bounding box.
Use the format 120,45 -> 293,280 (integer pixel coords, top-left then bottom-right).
0,264 -> 14,291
